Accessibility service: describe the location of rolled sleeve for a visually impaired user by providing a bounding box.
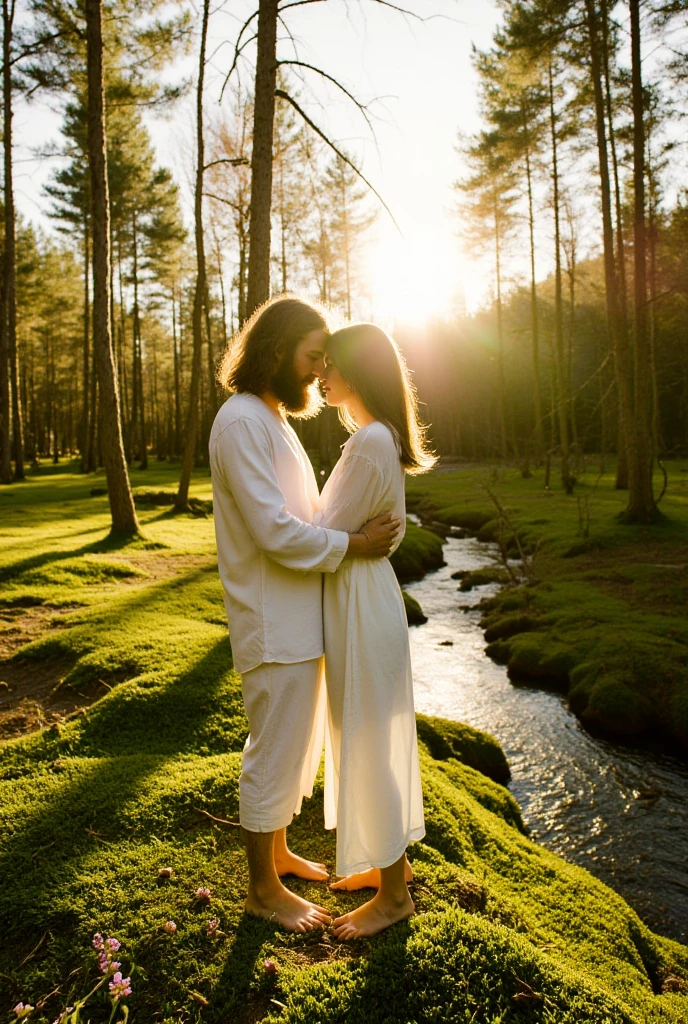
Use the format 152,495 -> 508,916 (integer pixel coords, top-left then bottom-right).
212,418 -> 348,573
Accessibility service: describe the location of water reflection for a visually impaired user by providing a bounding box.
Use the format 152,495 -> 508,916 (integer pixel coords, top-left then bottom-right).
406,529 -> 688,943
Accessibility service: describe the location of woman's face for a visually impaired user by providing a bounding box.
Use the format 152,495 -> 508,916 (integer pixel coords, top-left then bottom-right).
320,356 -> 351,407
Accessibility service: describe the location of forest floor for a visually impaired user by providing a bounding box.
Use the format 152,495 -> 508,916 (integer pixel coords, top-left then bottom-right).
0,458 -> 687,1023
407,455 -> 688,750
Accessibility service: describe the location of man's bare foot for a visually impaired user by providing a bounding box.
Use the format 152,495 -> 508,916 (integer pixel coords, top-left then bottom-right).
275,848 -> 329,882
245,884 -> 332,933
330,859 -> 413,891
331,890 -> 415,940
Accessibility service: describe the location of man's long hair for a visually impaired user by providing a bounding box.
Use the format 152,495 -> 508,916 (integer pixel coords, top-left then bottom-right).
326,324 -> 437,475
218,295 -> 328,411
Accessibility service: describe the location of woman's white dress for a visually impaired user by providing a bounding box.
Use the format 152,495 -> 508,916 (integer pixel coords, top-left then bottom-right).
314,421 -> 425,877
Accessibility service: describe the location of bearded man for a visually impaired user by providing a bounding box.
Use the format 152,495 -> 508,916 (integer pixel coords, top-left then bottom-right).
210,296 -> 399,932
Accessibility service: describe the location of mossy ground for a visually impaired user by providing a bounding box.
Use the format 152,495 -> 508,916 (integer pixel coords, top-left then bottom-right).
0,460 -> 687,1023
407,458 -> 688,748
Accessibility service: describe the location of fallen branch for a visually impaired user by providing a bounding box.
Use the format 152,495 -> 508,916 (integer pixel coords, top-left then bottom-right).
17,930 -> 49,968
194,807 -> 241,827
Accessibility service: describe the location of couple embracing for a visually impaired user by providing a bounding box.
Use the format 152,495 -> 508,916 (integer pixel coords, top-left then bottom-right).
209,296 -> 435,939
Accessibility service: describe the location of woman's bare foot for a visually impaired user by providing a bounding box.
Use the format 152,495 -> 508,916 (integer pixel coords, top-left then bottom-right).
331,890 -> 415,940
245,883 -> 332,933
330,859 -> 413,891
274,848 -> 329,882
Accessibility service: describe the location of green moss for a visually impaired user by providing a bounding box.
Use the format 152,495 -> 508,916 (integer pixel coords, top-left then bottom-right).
582,676 -> 657,738
416,713 -> 513,787
483,613 -> 538,643
402,589 -> 427,625
1,462 -> 687,1023
454,566 -> 512,591
390,521 -> 446,582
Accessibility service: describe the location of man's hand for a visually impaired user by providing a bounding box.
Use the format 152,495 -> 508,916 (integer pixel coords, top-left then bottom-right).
346,512 -> 402,559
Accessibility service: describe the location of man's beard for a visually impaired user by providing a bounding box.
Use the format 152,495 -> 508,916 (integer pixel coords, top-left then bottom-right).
271,356 -> 324,420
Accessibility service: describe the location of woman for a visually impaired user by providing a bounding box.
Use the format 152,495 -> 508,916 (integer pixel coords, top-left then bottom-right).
314,323 -> 436,940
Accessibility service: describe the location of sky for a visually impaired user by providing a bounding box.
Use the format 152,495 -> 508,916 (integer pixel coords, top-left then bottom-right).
13,1 -> 504,322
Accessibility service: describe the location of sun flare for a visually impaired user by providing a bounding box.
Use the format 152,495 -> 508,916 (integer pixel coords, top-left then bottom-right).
363,231 -> 490,326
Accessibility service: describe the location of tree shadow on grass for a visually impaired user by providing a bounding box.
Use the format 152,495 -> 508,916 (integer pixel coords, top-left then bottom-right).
209,913 -> 277,1023
69,634 -> 246,759
0,638 -> 240,976
0,531 -> 166,586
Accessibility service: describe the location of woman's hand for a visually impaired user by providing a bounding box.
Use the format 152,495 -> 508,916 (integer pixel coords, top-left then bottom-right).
346,513 -> 401,559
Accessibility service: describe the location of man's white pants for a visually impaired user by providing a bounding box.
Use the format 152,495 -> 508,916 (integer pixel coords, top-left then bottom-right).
239,657 -> 325,833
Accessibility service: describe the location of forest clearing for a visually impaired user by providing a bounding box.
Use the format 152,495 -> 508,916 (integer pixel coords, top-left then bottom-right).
1,461 -> 688,1020
1,0 -> 688,1019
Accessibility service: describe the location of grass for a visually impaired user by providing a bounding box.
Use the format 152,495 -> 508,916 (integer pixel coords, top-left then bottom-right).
407,457 -> 688,748
0,459 -> 687,1023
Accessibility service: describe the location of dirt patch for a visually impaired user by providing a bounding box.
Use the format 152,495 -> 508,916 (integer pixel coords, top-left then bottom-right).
0,603 -> 75,660
109,553 -> 215,586
0,555 -> 216,744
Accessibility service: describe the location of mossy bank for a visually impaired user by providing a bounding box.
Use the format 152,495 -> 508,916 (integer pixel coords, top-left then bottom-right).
407,459 -> 688,750
0,463 -> 686,1023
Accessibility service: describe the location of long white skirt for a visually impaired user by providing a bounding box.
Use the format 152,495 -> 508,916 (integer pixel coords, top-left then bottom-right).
323,558 -> 425,877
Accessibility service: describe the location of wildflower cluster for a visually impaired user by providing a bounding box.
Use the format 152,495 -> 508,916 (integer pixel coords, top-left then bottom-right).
92,933 -> 122,975
93,933 -> 132,1004
108,972 -> 133,1001
195,887 -> 212,901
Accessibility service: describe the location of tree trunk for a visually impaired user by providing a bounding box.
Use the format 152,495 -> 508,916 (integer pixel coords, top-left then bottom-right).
2,0 -> 23,480
493,195 -> 508,461
583,0 -> 635,498
176,0 -> 210,508
131,213 -> 147,470
524,129 -> 544,459
627,0 -> 655,522
246,0 -> 278,316
172,284 -> 181,456
601,0 -> 630,488
85,0 -> 138,533
81,215 -> 90,471
548,62 -> 573,494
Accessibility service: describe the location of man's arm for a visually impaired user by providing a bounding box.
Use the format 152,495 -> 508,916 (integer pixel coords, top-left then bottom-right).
212,418 -> 398,570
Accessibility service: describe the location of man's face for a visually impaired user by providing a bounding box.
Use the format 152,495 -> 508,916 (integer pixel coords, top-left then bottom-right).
271,328 -> 327,418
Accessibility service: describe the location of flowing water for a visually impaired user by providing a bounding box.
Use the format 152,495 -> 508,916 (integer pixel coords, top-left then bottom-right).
405,525 -> 688,943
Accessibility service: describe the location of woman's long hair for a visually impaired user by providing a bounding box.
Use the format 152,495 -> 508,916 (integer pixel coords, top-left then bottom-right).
217,295 -> 328,396
326,324 -> 437,475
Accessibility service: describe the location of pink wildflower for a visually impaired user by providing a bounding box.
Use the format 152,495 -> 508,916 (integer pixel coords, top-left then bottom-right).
206,918 -> 219,937
195,887 -> 211,901
92,933 -> 104,951
163,920 -> 177,934
98,951 -> 109,973
13,1005 -> 34,1019
108,972 -> 132,1001
51,1008 -> 74,1024
105,937 -> 120,952
263,959 -> 278,974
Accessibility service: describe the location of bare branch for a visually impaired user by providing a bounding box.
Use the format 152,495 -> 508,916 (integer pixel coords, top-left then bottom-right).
278,0 -> 327,10
368,0 -> 430,22
219,9 -> 259,102
275,88 -> 401,234
204,157 -> 250,171
277,59 -> 377,136
194,807 -> 241,826
204,191 -> 244,213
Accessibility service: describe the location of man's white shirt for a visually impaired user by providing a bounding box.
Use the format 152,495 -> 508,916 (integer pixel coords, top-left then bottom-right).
209,392 -> 349,674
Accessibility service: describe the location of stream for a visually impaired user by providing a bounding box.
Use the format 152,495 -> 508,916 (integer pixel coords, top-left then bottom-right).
404,525 -> 688,944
